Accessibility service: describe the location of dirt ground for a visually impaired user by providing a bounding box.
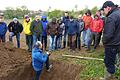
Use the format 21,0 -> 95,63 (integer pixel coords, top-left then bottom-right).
0,42 -> 82,80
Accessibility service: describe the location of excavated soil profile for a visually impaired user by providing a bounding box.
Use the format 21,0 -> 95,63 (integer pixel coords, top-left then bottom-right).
0,42 -> 82,80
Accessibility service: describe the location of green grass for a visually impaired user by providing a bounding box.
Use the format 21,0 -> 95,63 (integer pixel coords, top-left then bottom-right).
54,47 -> 120,80
51,47 -> 105,80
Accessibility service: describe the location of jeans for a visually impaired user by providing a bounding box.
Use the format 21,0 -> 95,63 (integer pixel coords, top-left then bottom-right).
0,35 -> 5,43
33,34 -> 42,45
25,35 -> 33,51
104,47 -> 120,74
82,30 -> 87,45
49,35 -> 56,51
75,33 -> 81,49
42,36 -> 47,50
9,32 -> 20,48
63,31 -> 67,48
90,32 -> 99,49
55,34 -> 62,49
82,28 -> 91,49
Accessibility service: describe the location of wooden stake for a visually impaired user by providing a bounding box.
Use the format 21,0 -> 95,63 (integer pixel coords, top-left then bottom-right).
62,55 -> 104,61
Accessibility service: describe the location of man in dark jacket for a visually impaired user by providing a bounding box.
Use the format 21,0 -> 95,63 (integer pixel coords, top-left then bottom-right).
41,15 -> 48,51
47,17 -> 59,51
30,15 -> 43,45
0,13 -> 7,43
67,16 -> 78,51
101,1 -> 120,79
62,12 -> 69,48
8,18 -> 23,48
76,15 -> 84,50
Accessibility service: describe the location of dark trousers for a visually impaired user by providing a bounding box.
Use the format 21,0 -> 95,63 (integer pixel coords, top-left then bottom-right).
42,36 -> 47,50
104,47 -> 120,74
91,32 -> 99,49
34,70 -> 42,80
75,33 -> 81,49
98,31 -> 102,45
34,57 -> 50,80
0,35 -> 5,43
68,34 -> 76,50
25,35 -> 33,51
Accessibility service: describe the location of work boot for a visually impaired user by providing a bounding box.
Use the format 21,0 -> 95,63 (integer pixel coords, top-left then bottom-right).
47,64 -> 53,72
103,71 -> 114,80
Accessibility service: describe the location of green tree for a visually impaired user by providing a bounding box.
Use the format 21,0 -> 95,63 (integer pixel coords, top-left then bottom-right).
48,10 -> 63,19
4,7 -> 14,19
91,6 -> 98,15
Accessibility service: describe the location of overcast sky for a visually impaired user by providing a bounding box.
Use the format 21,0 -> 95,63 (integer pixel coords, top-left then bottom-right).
1,0 -> 120,11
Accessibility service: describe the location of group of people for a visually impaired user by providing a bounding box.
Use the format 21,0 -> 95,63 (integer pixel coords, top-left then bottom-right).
0,1 -> 120,80
0,9 -> 105,52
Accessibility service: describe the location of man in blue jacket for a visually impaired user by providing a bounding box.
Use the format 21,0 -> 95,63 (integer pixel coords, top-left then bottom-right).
101,1 -> 120,79
32,41 -> 52,80
41,15 -> 48,51
0,13 -> 7,43
62,12 -> 70,48
67,16 -> 78,51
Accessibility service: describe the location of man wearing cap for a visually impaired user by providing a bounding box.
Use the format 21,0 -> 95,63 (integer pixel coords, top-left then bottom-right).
47,17 -> 59,51
30,15 -> 43,45
0,13 -> 7,43
23,15 -> 33,52
62,12 -> 70,48
41,15 -> 48,51
101,1 -> 120,79
76,15 -> 84,50
8,18 -> 23,48
32,41 -> 52,80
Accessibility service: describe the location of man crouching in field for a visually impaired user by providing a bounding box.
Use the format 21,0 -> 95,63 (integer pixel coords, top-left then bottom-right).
32,41 -> 52,80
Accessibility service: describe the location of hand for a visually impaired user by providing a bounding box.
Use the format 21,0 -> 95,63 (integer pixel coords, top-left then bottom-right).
46,52 -> 51,56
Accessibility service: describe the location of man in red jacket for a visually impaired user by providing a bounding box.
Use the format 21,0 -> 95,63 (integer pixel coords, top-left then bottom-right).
90,14 -> 103,50
82,10 -> 93,51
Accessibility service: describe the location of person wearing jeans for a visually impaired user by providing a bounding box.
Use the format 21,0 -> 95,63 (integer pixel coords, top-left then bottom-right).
76,15 -> 84,50
32,41 -> 52,80
62,12 -> 69,48
47,17 -> 59,51
0,13 -> 7,43
55,19 -> 64,49
82,10 -> 93,51
8,18 -> 23,48
30,15 -> 43,45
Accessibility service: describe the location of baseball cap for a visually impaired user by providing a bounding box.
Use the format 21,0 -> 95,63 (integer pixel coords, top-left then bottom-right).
0,13 -> 4,16
35,41 -> 42,47
24,15 -> 29,19
13,18 -> 18,21
101,1 -> 115,10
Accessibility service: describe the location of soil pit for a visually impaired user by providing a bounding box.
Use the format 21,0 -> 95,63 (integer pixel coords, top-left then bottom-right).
0,42 -> 82,80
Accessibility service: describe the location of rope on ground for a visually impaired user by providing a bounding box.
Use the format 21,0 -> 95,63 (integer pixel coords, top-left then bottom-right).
62,55 -> 104,61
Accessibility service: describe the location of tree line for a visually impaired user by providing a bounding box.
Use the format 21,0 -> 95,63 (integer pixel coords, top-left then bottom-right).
3,6 -> 98,19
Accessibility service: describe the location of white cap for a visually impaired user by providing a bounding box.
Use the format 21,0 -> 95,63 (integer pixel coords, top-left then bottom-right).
13,18 -> 18,21
35,41 -> 42,47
